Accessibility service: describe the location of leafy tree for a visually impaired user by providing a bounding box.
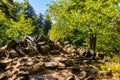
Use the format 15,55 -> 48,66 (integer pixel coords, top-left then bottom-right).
0,0 -> 37,43
48,0 -> 120,52
0,10 -> 9,42
6,15 -> 34,39
0,0 -> 16,20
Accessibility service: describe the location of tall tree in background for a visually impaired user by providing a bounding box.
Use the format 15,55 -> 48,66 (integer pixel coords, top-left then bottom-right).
48,0 -> 120,52
24,2 -> 37,20
34,13 -> 52,36
31,13 -> 44,36
24,2 -> 44,36
37,13 -> 44,28
44,15 -> 52,36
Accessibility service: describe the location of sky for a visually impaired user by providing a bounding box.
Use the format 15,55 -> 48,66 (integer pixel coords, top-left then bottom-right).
29,0 -> 52,15
15,0 -> 120,15
17,0 -> 53,15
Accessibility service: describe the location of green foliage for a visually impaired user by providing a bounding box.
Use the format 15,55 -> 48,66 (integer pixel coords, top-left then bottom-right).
6,15 -> 34,39
100,54 -> 120,77
0,0 -> 43,43
0,11 -> 35,42
0,11 -> 9,42
48,0 -> 120,52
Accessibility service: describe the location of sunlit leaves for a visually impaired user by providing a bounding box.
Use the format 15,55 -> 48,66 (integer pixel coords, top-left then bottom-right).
0,1 -> 36,43
6,16 -> 34,39
48,0 -> 120,52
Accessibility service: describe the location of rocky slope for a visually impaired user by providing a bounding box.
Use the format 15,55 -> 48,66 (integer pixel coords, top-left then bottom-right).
0,35 -> 108,80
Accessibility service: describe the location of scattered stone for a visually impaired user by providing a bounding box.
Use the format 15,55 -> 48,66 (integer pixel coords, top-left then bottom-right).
6,40 -> 19,49
37,41 -> 46,46
30,76 -> 44,80
67,66 -> 80,74
45,62 -> 58,69
65,74 -> 75,80
52,70 -> 71,80
58,62 -> 66,68
55,39 -> 64,48
97,71 -> 104,77
49,50 -> 60,55
0,73 -> 7,80
79,71 -> 87,79
36,35 -> 49,42
0,35 -> 106,79
106,68 -> 112,76
41,45 -> 50,54
84,76 -> 95,80
28,62 -> 46,74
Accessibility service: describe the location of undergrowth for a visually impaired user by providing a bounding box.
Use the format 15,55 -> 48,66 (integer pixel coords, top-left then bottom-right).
100,54 -> 120,77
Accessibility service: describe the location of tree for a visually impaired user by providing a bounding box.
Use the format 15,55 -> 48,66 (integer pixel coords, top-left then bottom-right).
48,0 -> 120,52
44,15 -> 52,36
31,13 -> 44,36
23,1 -> 43,36
6,15 -> 34,39
37,13 -> 44,28
24,2 -> 37,20
0,0 -> 16,20
0,0 -> 36,43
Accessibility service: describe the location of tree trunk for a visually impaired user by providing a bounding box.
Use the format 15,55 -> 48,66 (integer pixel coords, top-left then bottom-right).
89,29 -> 97,52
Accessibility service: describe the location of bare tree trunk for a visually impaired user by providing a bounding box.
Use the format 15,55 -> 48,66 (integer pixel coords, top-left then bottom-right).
93,33 -> 97,52
90,33 -> 93,49
89,29 -> 97,52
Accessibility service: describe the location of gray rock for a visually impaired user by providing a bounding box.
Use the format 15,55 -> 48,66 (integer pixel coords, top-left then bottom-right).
41,45 -> 50,54
36,35 -> 49,42
30,76 -> 44,80
37,41 -> 46,46
79,71 -> 87,79
65,74 -> 75,80
28,62 -> 46,74
0,73 -> 7,80
45,62 -> 58,69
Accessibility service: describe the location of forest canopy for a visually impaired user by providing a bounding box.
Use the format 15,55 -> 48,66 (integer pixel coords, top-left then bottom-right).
48,0 -> 120,53
0,0 -> 51,43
